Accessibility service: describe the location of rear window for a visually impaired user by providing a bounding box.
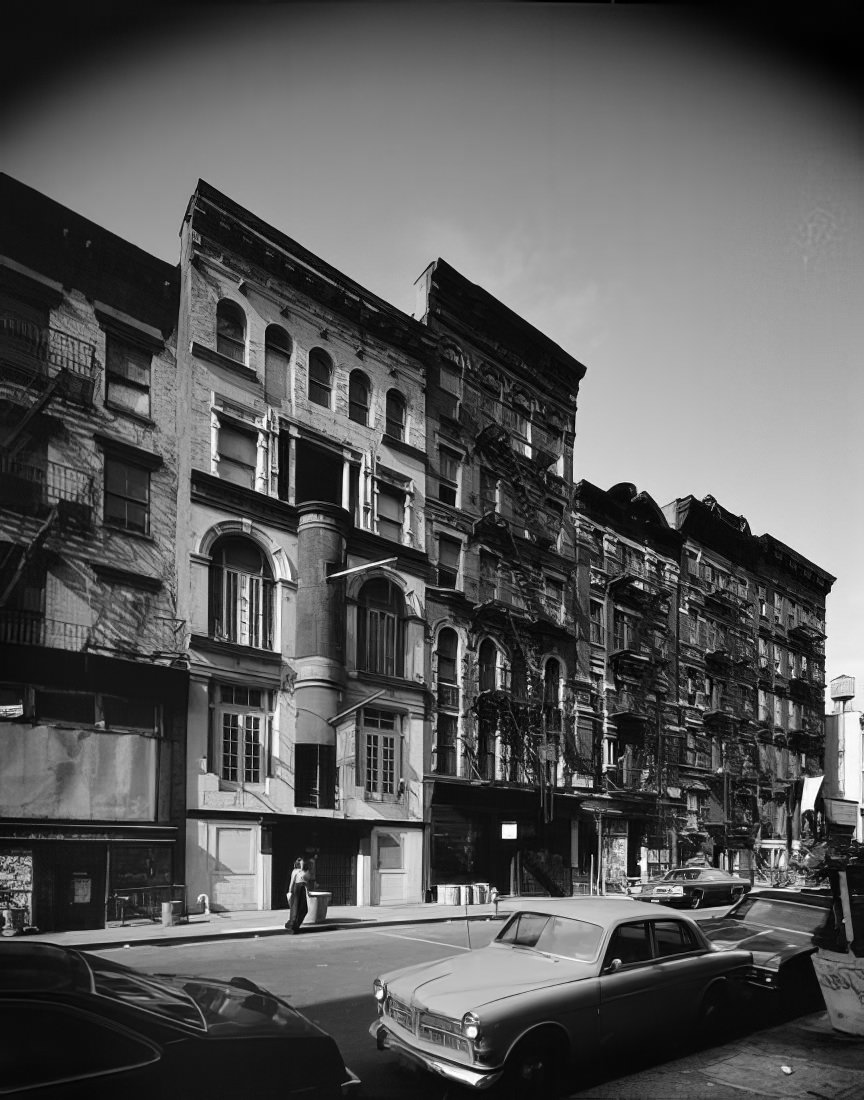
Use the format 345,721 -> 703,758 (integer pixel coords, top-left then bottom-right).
92,969 -> 205,1030
497,913 -> 603,960
731,898 -> 830,935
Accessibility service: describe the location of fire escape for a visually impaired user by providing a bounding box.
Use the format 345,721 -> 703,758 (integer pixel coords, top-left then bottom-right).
0,311 -> 98,644
602,552 -> 676,846
459,399 -> 575,826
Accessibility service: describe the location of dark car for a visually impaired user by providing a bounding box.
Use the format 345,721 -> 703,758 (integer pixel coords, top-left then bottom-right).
630,867 -> 751,909
0,941 -> 359,1099
699,888 -> 836,1014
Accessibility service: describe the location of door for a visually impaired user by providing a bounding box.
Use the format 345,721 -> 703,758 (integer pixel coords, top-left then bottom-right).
598,920 -> 662,1051
372,829 -> 407,905
47,843 -> 107,931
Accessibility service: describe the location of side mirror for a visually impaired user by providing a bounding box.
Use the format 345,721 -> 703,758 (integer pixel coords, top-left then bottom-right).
604,958 -> 623,974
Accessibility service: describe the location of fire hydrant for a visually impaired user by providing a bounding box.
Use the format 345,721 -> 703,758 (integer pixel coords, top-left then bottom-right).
490,886 -> 499,918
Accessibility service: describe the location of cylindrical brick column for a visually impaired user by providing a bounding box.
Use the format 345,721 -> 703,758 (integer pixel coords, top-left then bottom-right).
294,501 -> 352,746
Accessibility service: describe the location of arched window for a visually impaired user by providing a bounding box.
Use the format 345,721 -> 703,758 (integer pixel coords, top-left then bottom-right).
385,390 -> 406,441
208,535 -> 274,649
348,370 -> 371,425
436,628 -> 459,706
216,300 -> 246,363
357,578 -> 404,676
544,658 -> 562,734
478,638 -> 498,693
265,324 -> 292,376
308,348 -> 333,408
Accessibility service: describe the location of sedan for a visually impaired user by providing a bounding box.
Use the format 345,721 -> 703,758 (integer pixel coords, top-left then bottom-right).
0,941 -> 359,1099
699,887 -> 835,1014
630,867 -> 751,909
369,898 -> 752,1096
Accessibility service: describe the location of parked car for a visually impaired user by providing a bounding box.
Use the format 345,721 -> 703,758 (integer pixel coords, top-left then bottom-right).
699,887 -> 836,1014
629,867 -> 751,909
370,898 -> 753,1096
0,941 -> 359,1099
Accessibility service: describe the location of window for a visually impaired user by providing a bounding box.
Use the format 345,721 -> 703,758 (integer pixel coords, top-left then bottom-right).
653,920 -> 698,958
217,418 -> 258,488
105,334 -> 151,417
216,299 -> 246,363
436,535 -> 461,588
35,690 -> 96,725
376,832 -> 403,869
479,468 -> 498,513
103,696 -> 158,731
208,536 -> 275,649
264,325 -> 292,398
544,659 -> 562,733
436,627 -> 459,709
437,446 -> 461,506
385,390 -> 406,440
478,638 -> 499,692
589,600 -> 604,645
612,609 -> 636,652
376,483 -> 405,542
357,578 -> 404,676
348,369 -> 371,425
438,359 -> 462,399
434,713 -> 458,776
104,457 -> 150,534
363,708 -> 399,797
506,402 -> 531,456
544,576 -> 564,620
478,550 -> 498,603
218,685 -> 268,784
603,922 -> 652,968
308,348 -> 333,407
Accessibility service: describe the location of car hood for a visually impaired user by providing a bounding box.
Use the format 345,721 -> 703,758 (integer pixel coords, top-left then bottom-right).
382,945 -> 594,1014
700,918 -> 813,967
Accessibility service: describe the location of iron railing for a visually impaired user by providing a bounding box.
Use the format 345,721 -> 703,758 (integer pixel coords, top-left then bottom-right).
0,455 -> 94,511
1,315 -> 98,379
0,612 -> 91,650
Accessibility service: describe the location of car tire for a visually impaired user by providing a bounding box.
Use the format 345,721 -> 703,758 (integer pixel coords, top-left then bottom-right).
689,890 -> 704,909
694,983 -> 731,1047
501,1033 -> 564,1100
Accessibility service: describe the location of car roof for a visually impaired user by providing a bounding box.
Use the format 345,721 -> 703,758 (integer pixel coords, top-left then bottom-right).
0,942 -> 92,993
503,898 -> 686,923
741,888 -> 833,908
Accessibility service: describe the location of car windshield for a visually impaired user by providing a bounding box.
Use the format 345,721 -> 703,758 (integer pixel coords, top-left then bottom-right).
730,897 -> 830,935
666,870 -> 703,882
91,967 -> 206,1030
496,912 -> 603,960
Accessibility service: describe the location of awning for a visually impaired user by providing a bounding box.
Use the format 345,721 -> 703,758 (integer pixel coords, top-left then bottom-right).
801,775 -> 824,814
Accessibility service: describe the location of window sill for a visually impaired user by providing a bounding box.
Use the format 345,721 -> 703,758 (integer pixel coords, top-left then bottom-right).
191,341 -> 261,384
103,523 -> 157,543
104,402 -> 156,428
190,633 -> 282,664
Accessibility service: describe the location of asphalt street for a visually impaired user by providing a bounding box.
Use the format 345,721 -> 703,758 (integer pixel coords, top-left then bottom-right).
88,915 -> 864,1100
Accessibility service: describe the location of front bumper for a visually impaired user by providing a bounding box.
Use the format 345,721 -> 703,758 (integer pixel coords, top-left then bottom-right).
369,1020 -> 504,1091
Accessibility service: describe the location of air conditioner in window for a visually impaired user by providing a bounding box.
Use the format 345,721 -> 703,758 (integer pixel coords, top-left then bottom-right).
694,692 -> 707,707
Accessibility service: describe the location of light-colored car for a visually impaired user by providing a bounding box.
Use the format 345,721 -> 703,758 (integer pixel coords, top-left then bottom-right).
629,867 -> 751,909
370,898 -> 752,1095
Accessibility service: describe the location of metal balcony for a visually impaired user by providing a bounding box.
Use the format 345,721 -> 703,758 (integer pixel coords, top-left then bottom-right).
0,611 -> 91,651
1,315 -> 99,405
0,455 -> 94,525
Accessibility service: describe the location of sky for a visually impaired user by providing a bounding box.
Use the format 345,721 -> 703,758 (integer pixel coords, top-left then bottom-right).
2,3 -> 862,704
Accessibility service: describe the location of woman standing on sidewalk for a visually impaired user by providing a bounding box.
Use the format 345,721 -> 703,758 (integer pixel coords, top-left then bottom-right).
285,858 -> 311,934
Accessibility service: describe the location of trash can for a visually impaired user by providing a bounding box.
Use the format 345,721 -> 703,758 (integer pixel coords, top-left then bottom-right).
459,884 -> 473,906
444,884 -> 460,905
474,883 -> 489,904
161,900 -> 183,927
306,891 -> 331,924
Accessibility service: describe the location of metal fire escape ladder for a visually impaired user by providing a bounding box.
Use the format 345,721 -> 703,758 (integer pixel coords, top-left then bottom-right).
0,374 -> 64,459
0,504 -> 59,608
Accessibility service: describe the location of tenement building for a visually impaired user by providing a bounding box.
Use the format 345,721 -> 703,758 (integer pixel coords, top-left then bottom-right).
0,174 -> 187,931
177,182 -> 436,910
0,174 -> 837,920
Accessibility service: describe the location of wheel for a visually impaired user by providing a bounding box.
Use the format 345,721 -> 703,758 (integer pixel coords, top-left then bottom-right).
694,984 -> 731,1048
689,890 -> 704,909
501,1035 -> 563,1100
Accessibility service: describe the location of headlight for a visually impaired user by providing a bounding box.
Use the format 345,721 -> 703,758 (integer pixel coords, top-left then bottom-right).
461,1012 -> 481,1041
374,979 -> 386,1002
671,885 -> 684,895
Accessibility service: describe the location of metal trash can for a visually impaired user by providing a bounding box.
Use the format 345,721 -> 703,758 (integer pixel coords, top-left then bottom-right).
161,900 -> 183,927
459,884 -> 473,906
474,883 -> 489,904
306,891 -> 331,924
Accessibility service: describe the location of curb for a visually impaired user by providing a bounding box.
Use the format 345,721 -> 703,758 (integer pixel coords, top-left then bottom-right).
23,911 -> 507,953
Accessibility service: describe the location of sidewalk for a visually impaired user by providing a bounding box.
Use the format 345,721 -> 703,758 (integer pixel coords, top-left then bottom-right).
3,898 -> 513,952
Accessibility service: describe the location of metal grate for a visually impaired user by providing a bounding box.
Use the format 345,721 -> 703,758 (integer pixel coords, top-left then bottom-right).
314,851 -> 356,906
